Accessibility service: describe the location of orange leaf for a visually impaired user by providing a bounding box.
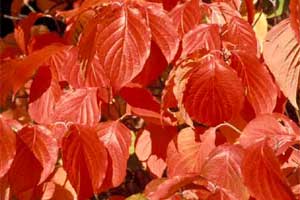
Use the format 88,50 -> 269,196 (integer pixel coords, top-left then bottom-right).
263,19 -> 300,109
9,125 -> 58,195
0,116 -> 16,178
242,141 -> 295,200
201,144 -> 249,200
61,125 -> 108,199
182,53 -> 244,126
289,0 -> 300,42
54,88 -> 101,126
167,127 -> 216,177
96,121 -> 131,188
230,50 -> 277,114
240,113 -> 300,155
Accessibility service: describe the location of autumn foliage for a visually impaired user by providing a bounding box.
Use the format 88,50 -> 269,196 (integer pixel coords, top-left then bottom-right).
1,0 -> 300,199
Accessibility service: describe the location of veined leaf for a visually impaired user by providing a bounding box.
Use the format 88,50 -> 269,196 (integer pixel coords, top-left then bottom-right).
61,125 -> 107,199
231,50 -> 277,114
79,3 -> 151,92
182,53 -> 244,126
54,88 -> 101,126
97,121 -> 131,188
240,113 -> 300,155
9,125 -> 58,195
263,19 -> 300,109
167,127 -> 216,177
0,117 -> 16,178
181,24 -> 221,57
201,144 -> 249,200
289,0 -> 300,42
169,0 -> 203,37
222,16 -> 258,53
28,72 -> 61,124
242,141 -> 295,200
145,2 -> 179,63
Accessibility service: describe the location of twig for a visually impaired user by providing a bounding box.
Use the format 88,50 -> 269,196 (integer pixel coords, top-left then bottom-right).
3,14 -> 23,20
24,3 -> 36,13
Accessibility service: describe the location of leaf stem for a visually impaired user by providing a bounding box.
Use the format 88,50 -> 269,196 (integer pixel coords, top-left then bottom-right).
222,121 -> 242,135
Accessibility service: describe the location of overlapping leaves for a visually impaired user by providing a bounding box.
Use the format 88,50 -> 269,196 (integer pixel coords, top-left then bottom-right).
1,0 -> 300,199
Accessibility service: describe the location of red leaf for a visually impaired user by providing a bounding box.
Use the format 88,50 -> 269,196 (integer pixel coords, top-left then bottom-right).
169,0 -> 204,37
207,2 -> 241,25
56,47 -> 111,97
50,167 -> 77,200
17,181 -> 56,200
9,125 -> 58,194
230,51 -> 277,114
239,113 -> 300,155
135,129 -> 152,162
0,44 -> 66,105
129,106 -> 168,125
263,19 -> 300,109
222,16 -> 257,53
147,155 -> 167,178
14,13 -> 42,54
54,88 -> 101,126
161,70 -> 179,125
136,124 -> 177,177
28,75 -> 61,124
57,0 -> 108,20
77,57 -> 110,95
27,32 -> 66,53
120,83 -> 160,112
181,24 -> 221,57
49,45 -> 78,82
242,141 -> 295,200
16,125 -> 58,183
182,53 -> 244,126
108,195 -> 126,200
139,125 -> 177,162
201,144 -> 249,200
52,47 -> 112,103
79,3 -> 151,92
167,127 -> 216,177
144,178 -> 166,197
289,0 -> 300,42
8,135 -> 43,195
171,59 -> 204,127
19,166 -> 77,200
61,125 -> 108,199
211,0 -> 241,10
162,0 -> 179,11
0,60 -> 19,105
96,121 -> 131,188
147,0 -> 179,11
29,66 -> 52,103
145,2 -> 179,63
0,116 -> 16,178
0,175 -> 12,200
146,174 -> 203,200
133,41 -> 168,86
